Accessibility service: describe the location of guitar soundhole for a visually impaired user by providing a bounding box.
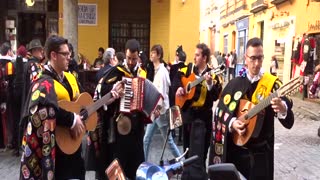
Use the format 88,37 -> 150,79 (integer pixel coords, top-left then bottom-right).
244,114 -> 248,120
186,83 -> 191,93
80,108 -> 89,121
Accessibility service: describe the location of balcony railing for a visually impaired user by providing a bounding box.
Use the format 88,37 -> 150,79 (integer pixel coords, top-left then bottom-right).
250,0 -> 268,14
220,0 -> 248,19
270,0 -> 291,5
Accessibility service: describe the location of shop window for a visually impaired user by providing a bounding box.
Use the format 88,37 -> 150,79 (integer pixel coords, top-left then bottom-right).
274,40 -> 285,81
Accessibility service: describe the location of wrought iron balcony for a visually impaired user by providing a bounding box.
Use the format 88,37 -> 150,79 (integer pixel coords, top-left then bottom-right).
250,0 -> 268,14
270,0 -> 291,5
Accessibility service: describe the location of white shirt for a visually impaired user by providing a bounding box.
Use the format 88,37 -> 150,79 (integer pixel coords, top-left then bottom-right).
153,63 -> 170,114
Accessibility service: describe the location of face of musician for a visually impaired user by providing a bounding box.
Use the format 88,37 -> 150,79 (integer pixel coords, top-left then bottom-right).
126,49 -> 139,72
245,44 -> 264,77
194,48 -> 207,69
51,43 -> 71,74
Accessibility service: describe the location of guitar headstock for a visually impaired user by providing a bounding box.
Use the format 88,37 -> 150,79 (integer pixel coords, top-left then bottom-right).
277,76 -> 303,97
211,64 -> 225,76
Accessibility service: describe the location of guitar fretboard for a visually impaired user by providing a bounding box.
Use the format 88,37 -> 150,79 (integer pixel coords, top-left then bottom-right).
246,92 -> 278,120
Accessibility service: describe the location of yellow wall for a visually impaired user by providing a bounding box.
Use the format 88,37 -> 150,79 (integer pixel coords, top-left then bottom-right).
151,0 -> 200,64
59,0 -> 109,64
150,0 -> 170,61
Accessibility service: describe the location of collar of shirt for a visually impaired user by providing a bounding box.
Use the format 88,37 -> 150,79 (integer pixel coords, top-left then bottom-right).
195,65 -> 208,77
246,69 -> 264,84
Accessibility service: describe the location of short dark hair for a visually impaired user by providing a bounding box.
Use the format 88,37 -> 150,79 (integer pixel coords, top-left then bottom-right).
116,52 -> 125,65
246,37 -> 263,50
196,43 -> 210,63
44,35 -> 68,60
178,51 -> 186,62
150,44 -> 164,61
98,47 -> 104,54
125,39 -> 140,53
0,42 -> 11,56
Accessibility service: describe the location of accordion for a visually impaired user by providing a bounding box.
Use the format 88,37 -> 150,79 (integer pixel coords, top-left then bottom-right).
120,77 -> 163,123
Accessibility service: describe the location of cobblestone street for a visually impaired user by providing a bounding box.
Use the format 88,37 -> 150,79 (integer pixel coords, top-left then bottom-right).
0,97 -> 320,179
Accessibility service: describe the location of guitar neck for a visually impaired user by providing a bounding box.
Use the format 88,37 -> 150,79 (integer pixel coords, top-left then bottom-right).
190,76 -> 205,89
246,92 -> 278,119
86,93 -> 113,116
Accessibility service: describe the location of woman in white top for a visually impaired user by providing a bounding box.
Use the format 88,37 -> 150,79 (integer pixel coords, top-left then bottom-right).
143,44 -> 181,161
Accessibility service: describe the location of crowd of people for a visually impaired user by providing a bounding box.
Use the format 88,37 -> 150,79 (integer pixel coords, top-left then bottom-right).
0,36 -> 297,180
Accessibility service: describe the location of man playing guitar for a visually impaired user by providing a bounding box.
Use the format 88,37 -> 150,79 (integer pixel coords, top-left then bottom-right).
175,43 -> 222,179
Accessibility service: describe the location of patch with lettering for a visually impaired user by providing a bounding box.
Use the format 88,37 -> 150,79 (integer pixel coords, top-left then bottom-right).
223,94 -> 231,105
215,143 -> 224,155
31,90 -> 40,101
39,108 -> 48,120
234,91 -> 242,101
43,119 -> 56,132
228,101 -> 237,112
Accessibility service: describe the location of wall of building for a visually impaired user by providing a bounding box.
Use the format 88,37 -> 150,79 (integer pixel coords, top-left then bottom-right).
151,0 -> 200,64
59,0 -> 109,64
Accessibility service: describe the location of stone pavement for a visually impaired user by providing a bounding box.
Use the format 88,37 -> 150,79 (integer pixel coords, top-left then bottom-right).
0,97 -> 320,179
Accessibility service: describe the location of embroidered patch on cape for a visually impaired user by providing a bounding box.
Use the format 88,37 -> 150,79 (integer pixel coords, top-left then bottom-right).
215,143 -> 224,155
31,90 -> 40,101
234,91 -> 242,101
223,94 -> 231,105
229,101 -> 237,112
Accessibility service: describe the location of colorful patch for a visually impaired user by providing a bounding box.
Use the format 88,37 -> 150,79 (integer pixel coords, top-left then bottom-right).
32,83 -> 39,92
234,91 -> 242,101
43,132 -> 50,144
31,114 -> 41,128
215,107 -> 219,116
27,122 -> 32,135
34,165 -> 42,177
215,143 -> 224,155
223,112 -> 229,122
217,122 -> 222,130
223,94 -> 231,105
29,133 -> 39,149
213,156 -> 222,164
40,92 -> 46,98
43,119 -> 56,132
27,154 -> 38,169
222,124 -> 226,133
216,131 -> 222,142
228,101 -> 237,112
31,90 -> 40,101
51,134 -> 55,147
48,170 -> 54,180
39,108 -> 48,120
42,145 -> 51,156
44,157 -> 52,169
48,107 -> 55,117
24,145 -> 32,157
30,105 -> 38,115
21,165 -> 30,179
218,109 -> 223,118
40,80 -> 52,93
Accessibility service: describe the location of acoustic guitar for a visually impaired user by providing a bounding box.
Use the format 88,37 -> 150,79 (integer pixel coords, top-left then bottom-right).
175,64 -> 225,109
56,82 -> 124,154
233,76 -> 302,146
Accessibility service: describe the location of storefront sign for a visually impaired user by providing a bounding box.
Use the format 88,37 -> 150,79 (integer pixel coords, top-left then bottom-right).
78,3 -> 97,25
308,20 -> 320,32
270,20 -> 291,30
236,18 -> 249,30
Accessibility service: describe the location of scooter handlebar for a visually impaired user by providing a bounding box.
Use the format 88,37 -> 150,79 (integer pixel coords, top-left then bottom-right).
182,155 -> 199,167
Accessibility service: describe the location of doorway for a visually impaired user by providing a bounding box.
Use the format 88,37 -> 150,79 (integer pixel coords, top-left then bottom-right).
18,13 -> 46,46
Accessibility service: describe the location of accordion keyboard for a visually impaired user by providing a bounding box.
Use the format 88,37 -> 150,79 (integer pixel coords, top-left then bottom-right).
120,78 -> 133,113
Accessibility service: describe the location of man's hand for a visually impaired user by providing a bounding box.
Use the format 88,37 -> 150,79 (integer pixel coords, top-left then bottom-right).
111,81 -> 124,100
70,114 -> 85,139
231,119 -> 246,136
204,72 -> 213,85
176,87 -> 185,96
270,97 -> 286,113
